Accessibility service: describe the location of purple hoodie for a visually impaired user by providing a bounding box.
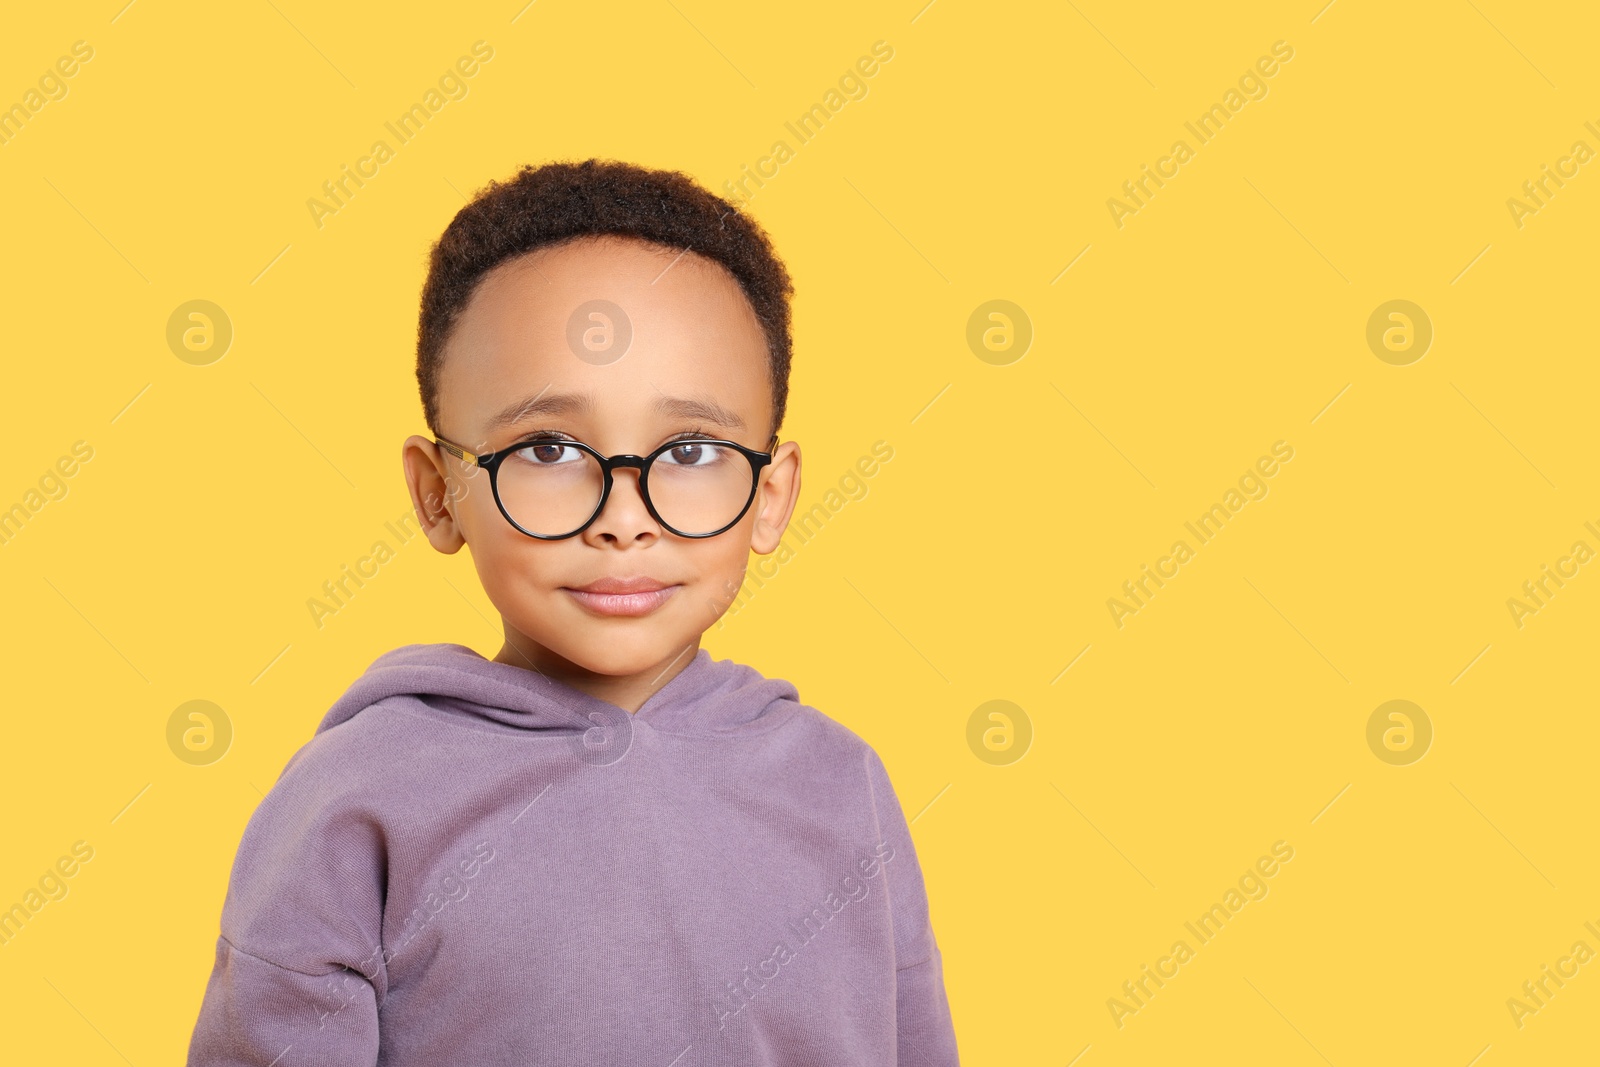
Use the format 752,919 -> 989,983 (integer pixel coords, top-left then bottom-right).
187,643 -> 959,1065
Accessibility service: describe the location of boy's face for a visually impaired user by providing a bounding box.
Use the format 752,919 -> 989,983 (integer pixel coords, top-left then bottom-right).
402,235 -> 801,689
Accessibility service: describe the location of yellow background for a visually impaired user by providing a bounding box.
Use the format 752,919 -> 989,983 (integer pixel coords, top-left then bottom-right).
2,0 -> 1597,1062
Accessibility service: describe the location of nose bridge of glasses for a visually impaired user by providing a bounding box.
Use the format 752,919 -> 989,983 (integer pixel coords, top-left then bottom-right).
604,453 -> 651,475
598,454 -> 651,514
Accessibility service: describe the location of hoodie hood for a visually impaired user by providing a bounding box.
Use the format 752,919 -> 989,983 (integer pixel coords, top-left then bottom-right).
315,642 -> 803,740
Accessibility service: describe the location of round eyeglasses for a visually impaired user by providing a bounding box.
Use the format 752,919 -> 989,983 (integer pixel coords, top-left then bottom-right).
433,433 -> 778,540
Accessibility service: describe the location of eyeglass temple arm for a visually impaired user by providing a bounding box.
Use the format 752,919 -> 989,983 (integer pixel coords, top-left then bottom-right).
433,437 -> 479,465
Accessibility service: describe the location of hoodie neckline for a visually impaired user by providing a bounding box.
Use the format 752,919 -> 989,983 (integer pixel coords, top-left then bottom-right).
469,644 -> 722,726
316,642 -> 801,740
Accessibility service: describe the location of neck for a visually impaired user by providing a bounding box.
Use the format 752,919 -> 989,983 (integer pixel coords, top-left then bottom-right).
492,630 -> 701,713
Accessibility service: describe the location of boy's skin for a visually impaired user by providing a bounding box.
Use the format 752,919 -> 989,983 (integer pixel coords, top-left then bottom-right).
401,234 -> 803,713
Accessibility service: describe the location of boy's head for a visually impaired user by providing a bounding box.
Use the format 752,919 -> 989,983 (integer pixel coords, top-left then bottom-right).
401,160 -> 803,693
415,158 -> 795,441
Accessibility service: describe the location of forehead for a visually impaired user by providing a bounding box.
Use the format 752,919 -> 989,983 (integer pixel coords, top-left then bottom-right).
437,236 -> 771,444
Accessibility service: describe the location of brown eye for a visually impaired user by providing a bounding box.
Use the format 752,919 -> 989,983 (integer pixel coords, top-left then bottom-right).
513,442 -> 582,466
659,442 -> 735,469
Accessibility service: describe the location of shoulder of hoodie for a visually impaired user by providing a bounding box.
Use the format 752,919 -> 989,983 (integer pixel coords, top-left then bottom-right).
730,654 -> 896,785
775,698 -> 908,832
266,660 -> 474,799
245,707 -> 414,829
223,699 -> 423,867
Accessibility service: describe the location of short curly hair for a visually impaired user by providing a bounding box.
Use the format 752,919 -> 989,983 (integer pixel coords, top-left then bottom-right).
416,158 -> 794,440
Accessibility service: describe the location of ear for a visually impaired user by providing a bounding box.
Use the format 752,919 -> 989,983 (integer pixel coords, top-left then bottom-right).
402,435 -> 468,554
749,439 -> 801,554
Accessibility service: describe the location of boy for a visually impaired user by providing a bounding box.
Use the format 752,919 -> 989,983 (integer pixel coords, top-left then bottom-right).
187,159 -> 959,1065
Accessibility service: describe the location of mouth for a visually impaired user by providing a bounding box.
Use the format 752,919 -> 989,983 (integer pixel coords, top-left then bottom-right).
561,578 -> 681,618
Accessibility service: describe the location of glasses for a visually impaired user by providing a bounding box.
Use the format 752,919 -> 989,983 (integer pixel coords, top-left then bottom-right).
433,432 -> 778,540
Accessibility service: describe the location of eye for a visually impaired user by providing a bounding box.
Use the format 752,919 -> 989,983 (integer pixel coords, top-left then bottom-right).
658,440 -> 729,468
509,435 -> 585,466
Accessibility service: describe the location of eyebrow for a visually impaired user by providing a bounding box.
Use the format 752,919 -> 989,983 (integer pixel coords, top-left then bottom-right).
485,389 -> 746,433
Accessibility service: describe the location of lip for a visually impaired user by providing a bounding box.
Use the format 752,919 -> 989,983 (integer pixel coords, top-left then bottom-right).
569,577 -> 674,595
562,578 -> 680,617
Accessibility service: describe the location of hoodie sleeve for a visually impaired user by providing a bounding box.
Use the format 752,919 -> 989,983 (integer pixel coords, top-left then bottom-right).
188,738 -> 389,1066
864,747 -> 960,1066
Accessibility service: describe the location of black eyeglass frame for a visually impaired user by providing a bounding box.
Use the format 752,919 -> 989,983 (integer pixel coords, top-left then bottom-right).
433,432 -> 779,540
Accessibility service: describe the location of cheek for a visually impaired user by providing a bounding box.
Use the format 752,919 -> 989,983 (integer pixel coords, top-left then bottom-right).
654,536 -> 749,625
460,477 -> 541,554
690,530 -> 755,587
467,522 -> 568,606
